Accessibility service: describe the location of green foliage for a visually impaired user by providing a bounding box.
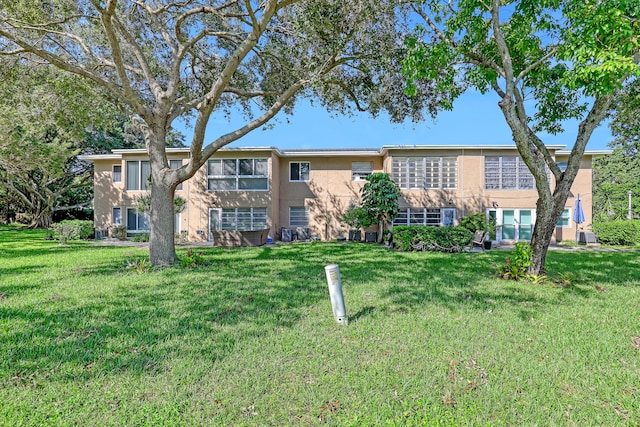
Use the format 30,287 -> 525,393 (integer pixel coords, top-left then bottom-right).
359,173 -> 402,233
497,242 -> 532,280
592,220 -> 640,246
112,225 -> 128,241
50,220 -> 94,244
131,233 -> 150,243
593,80 -> 640,221
459,212 -> 496,237
393,225 -> 474,253
126,258 -> 152,274
181,250 -> 204,269
2,226 -> 640,425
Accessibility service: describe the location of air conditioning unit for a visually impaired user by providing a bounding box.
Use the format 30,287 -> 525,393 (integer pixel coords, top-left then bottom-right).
281,228 -> 292,242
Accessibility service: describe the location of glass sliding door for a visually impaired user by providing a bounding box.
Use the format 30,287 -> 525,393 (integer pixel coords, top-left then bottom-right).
519,210 -> 533,241
502,210 -> 516,240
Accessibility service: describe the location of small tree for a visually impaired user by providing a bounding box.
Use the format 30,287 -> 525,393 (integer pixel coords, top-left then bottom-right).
359,173 -> 402,243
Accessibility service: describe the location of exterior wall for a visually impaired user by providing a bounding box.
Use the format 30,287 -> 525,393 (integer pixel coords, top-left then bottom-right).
93,158 -> 124,233
88,146 -> 599,243
278,155 -> 383,239
186,149 -> 275,242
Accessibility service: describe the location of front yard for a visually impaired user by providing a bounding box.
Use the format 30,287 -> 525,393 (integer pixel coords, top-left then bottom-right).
0,226 -> 639,425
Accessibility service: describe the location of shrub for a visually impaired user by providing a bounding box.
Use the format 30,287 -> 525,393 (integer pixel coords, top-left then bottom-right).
131,232 -> 150,242
392,225 -> 474,253
51,220 -> 94,244
592,220 -> 640,246
181,250 -> 204,268
112,225 -> 128,241
497,242 -> 531,280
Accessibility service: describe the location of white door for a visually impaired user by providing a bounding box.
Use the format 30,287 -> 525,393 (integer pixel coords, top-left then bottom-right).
209,208 -> 222,241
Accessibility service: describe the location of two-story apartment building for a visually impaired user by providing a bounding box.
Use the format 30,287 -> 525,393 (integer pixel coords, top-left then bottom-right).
82,145 -> 605,244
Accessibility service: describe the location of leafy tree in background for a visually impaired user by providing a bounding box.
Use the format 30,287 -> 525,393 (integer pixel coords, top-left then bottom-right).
403,0 -> 639,274
0,0 -> 439,265
593,79 -> 640,221
0,61 -> 131,228
359,173 -> 402,243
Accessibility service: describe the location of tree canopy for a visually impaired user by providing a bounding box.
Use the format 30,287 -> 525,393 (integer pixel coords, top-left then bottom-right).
1,0 -> 439,265
403,0 -> 640,274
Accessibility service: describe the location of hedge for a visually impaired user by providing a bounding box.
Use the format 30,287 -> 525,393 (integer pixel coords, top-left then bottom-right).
51,220 -> 95,244
592,220 -> 640,246
392,225 -> 474,253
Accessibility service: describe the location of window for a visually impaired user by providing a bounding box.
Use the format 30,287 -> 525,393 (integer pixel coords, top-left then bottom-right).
290,162 -> 310,182
170,160 -> 183,191
352,162 -> 373,181
485,156 -> 535,190
207,158 -> 268,191
112,165 -> 122,183
290,207 -> 309,226
391,157 -> 457,190
214,207 -> 267,231
126,208 -> 149,232
112,207 -> 122,225
393,207 -> 454,227
126,160 -> 151,191
556,208 -> 570,227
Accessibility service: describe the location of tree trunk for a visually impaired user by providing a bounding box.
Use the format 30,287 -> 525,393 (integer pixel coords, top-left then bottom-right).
148,181 -> 177,266
30,204 -> 53,229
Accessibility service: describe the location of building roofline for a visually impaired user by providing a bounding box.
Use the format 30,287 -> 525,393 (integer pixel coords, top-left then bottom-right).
81,144 -> 613,162
556,149 -> 612,156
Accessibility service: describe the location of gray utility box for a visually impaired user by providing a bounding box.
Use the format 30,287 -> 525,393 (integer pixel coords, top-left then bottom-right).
578,231 -> 597,244
365,231 -> 377,242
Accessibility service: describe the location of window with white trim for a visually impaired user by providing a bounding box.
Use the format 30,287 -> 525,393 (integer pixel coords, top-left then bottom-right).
112,165 -> 122,183
352,162 -> 373,181
220,207 -> 267,231
207,158 -> 268,191
290,162 -> 310,182
485,156 -> 535,190
170,160 -> 183,191
393,208 -> 453,226
391,157 -> 457,190
125,160 -> 151,191
126,208 -> 149,232
112,207 -> 122,225
290,207 -> 309,227
556,208 -> 570,227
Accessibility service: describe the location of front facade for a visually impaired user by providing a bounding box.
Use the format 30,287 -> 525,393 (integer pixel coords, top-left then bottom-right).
84,145 -> 604,244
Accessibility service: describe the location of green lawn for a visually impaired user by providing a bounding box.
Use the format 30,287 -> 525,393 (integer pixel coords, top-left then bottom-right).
1,226 -> 639,426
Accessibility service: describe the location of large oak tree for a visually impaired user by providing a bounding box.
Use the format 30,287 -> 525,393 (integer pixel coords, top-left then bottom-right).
1,0 -> 435,265
403,0 -> 639,274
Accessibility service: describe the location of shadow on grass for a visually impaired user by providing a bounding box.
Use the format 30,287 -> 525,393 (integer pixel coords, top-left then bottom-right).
2,228 -> 639,383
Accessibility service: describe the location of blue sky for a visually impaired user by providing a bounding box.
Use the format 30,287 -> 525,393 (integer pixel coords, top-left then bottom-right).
191,90 -> 613,151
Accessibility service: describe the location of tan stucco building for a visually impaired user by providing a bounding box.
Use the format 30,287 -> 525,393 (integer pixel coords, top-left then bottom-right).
82,145 -> 605,244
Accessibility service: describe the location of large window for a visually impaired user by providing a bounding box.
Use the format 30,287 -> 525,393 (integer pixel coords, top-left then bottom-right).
126,160 -> 151,191
485,156 -> 535,190
126,208 -> 149,232
391,157 -> 457,190
352,162 -> 373,181
290,162 -> 310,182
392,208 -> 456,227
290,207 -> 309,227
207,158 -> 268,191
209,208 -> 267,232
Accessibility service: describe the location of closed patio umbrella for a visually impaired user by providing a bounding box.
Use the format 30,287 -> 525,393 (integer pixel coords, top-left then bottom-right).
573,194 -> 585,242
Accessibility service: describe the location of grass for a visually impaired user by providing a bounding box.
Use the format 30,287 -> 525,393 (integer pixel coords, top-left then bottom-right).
1,225 -> 639,426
